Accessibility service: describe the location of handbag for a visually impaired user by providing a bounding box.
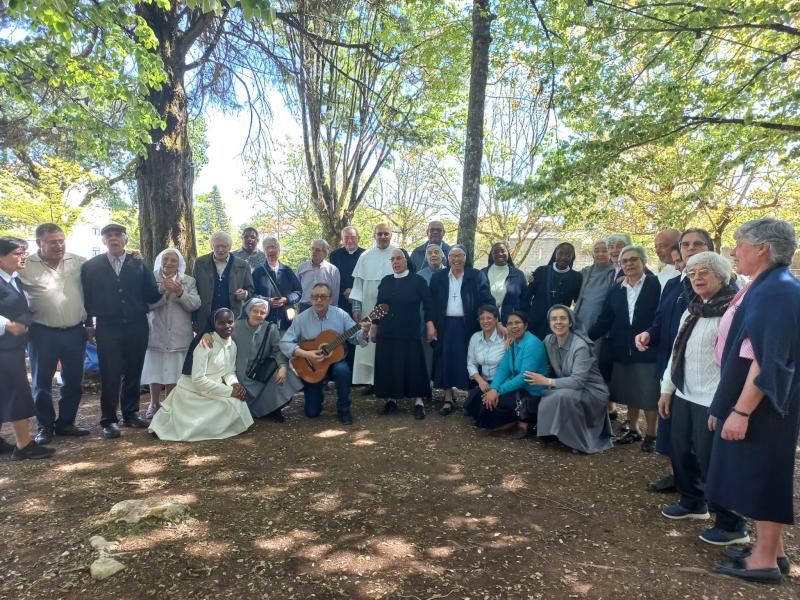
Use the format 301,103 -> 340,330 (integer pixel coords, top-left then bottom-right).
246,322 -> 280,383
263,266 -> 298,321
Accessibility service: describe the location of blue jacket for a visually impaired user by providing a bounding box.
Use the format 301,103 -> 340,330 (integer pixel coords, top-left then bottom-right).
490,331 -> 548,396
588,274 -> 660,364
480,265 -> 528,324
252,262 -> 302,328
430,267 -> 495,340
646,275 -> 687,377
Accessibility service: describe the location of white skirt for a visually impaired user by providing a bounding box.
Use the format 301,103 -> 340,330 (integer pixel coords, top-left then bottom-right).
141,349 -> 186,385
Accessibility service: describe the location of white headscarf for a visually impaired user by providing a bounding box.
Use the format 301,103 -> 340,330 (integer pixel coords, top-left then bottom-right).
153,248 -> 187,276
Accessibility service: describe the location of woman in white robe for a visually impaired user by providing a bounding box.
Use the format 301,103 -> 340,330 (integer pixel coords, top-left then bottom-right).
149,308 -> 254,442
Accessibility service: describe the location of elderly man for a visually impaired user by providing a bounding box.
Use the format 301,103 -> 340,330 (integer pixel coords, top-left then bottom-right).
329,226 -> 366,369
252,236 -> 302,331
280,283 -> 370,425
350,223 -> 396,388
232,227 -> 266,271
410,221 -> 451,271
193,232 -> 254,330
654,228 -> 681,290
296,239 -> 340,312
80,224 -> 162,439
19,223 -> 91,445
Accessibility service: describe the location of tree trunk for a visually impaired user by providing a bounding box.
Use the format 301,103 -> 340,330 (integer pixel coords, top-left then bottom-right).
136,4 -> 197,269
458,0 -> 494,259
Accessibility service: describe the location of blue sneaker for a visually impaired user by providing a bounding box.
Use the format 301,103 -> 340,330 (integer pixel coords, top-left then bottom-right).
699,526 -> 750,546
661,503 -> 710,520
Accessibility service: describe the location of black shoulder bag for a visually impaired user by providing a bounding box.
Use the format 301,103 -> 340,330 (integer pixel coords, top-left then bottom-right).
246,322 -> 280,383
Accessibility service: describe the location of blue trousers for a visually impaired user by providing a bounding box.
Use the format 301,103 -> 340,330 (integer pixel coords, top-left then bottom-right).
303,359 -> 351,417
28,323 -> 86,429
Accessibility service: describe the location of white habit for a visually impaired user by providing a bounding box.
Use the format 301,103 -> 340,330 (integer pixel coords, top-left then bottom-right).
349,243 -> 396,384
148,332 -> 254,442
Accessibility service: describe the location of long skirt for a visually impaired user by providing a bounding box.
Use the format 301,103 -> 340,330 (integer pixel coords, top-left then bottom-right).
243,368 -> 303,418
610,362 -> 659,411
475,391 -> 521,429
148,375 -> 254,442
537,388 -> 614,454
706,395 -> 800,524
374,337 -> 431,399
0,347 -> 36,423
141,349 -> 185,385
434,317 -> 469,390
464,386 -> 484,418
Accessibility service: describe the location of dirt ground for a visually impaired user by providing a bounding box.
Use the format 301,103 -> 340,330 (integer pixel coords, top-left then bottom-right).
2,387 -> 799,600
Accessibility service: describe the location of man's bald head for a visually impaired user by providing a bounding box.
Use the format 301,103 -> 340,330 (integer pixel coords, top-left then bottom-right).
374,223 -> 392,249
427,221 -> 445,244
655,228 -> 681,264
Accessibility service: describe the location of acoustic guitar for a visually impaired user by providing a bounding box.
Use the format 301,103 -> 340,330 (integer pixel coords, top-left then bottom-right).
291,304 -> 389,384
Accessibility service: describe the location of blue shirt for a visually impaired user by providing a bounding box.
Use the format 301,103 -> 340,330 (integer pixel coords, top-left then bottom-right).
280,305 -> 367,359
490,331 -> 548,396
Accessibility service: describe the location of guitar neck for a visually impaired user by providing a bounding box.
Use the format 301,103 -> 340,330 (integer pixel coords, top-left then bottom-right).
327,314 -> 374,352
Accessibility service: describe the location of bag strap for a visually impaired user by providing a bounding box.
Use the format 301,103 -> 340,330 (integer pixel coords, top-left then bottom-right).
263,265 -> 285,298
252,322 -> 274,364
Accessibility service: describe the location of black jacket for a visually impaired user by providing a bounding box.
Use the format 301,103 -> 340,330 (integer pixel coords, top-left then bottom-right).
430,267 -> 494,340
0,276 -> 32,351
81,253 -> 162,326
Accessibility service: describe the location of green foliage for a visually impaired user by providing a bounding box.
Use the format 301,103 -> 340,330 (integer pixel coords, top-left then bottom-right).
194,185 -> 231,253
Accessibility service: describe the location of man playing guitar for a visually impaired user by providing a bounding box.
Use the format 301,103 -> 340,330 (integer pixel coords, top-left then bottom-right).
279,283 -> 371,425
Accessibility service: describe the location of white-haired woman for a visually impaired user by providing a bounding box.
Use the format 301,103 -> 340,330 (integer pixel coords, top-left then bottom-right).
142,248 -> 201,419
589,245 -> 661,451
656,252 -> 746,544
707,219 -> 800,583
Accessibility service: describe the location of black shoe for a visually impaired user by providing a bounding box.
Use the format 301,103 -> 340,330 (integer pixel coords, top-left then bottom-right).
10,442 -> 56,461
0,438 -> 14,454
338,410 -> 353,425
713,559 -> 782,583
101,424 -> 121,439
619,419 -> 631,432
121,415 -> 149,428
34,427 -> 54,445
266,409 -> 286,423
647,474 -> 677,493
54,424 -> 91,436
414,404 -> 426,420
615,430 -> 642,445
381,401 -> 397,415
608,410 -> 619,421
361,385 -> 374,396
724,546 -> 790,575
439,402 -> 453,416
641,435 -> 657,453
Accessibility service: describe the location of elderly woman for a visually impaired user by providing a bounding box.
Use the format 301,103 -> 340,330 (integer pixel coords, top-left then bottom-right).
481,242 -> 528,324
523,242 -> 583,339
0,237 -> 56,460
149,308 -> 252,442
706,219 -> 800,583
463,305 -> 507,418
373,249 -> 435,419
417,245 -> 445,284
430,245 -> 495,415
142,248 -> 202,419
475,311 -> 547,436
607,234 -> 632,280
656,252 -> 745,542
252,236 -> 302,331
231,298 -> 303,422
575,240 -> 615,332
589,245 -> 661,451
526,305 -> 613,454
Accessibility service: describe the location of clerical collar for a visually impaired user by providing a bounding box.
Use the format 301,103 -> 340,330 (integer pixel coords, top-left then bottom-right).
393,270 -> 410,279
552,264 -> 570,274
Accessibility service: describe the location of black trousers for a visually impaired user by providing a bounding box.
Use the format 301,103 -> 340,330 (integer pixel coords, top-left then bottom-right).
95,320 -> 149,426
670,395 -> 745,532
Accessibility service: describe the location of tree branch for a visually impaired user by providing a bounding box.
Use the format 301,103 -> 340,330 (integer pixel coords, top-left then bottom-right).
683,115 -> 800,133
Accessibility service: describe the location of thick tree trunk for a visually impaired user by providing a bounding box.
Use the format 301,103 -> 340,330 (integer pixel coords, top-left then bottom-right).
458,0 -> 494,259
136,4 -> 197,269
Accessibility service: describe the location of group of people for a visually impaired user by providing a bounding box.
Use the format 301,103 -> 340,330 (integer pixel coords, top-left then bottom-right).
1,217 -> 799,584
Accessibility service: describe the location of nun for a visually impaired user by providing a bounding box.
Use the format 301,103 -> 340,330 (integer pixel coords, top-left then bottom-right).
523,242 -> 583,339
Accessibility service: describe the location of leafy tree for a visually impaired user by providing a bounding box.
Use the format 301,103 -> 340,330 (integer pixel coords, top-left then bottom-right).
194,185 -> 231,253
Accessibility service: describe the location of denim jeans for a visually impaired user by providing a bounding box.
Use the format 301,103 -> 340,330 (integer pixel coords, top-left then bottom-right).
302,359 -> 352,417
28,323 -> 86,429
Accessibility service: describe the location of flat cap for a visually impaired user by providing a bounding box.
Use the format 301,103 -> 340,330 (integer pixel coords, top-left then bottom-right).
100,223 -> 127,235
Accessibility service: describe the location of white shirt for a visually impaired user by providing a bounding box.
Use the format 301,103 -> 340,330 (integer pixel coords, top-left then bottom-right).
445,271 -> 465,317
657,263 -> 680,291
661,309 -> 722,407
621,276 -> 645,324
107,251 -> 124,276
466,329 -> 506,381
487,264 -> 509,308
19,252 -> 87,328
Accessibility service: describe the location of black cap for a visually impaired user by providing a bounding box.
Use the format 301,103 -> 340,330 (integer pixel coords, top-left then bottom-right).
100,223 -> 127,236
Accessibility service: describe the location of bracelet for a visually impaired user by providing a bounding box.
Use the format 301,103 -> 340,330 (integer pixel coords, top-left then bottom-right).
731,407 -> 750,418
549,378 -> 555,388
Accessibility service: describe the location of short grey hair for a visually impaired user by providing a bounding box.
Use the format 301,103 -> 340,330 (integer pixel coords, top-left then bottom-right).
311,239 -> 330,254
686,251 -> 732,283
426,245 -> 444,257
620,244 -> 647,265
262,236 -> 280,249
734,218 -> 798,266
607,233 -> 632,246
341,226 -> 358,237
210,232 -> 233,246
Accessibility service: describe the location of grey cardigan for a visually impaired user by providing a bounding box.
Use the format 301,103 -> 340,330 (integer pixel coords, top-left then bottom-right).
146,272 -> 202,352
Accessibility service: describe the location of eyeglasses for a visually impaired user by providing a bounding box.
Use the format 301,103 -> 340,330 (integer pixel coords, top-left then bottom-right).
620,257 -> 641,265
11,249 -> 29,257
375,232 -> 391,237
428,228 -> 444,233
680,241 -> 708,249
686,268 -> 712,280
311,294 -> 330,301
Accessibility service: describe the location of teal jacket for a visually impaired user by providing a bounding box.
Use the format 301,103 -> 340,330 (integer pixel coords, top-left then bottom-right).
490,331 -> 548,396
